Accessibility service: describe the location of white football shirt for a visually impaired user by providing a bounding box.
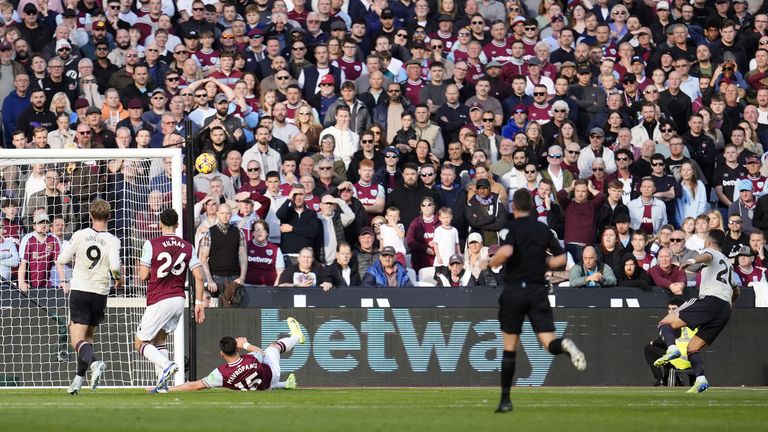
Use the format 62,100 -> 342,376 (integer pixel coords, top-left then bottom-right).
699,248 -> 737,304
56,228 -> 121,296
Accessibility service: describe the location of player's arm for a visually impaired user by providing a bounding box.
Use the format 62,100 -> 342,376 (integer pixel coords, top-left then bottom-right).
192,265 -> 206,324
682,251 -> 714,269
108,237 -> 123,289
546,253 -> 567,270
236,337 -> 263,353
236,232 -> 247,284
165,379 -> 207,393
198,233 -> 217,292
17,235 -> 31,292
138,240 -> 153,282
488,244 -> 513,269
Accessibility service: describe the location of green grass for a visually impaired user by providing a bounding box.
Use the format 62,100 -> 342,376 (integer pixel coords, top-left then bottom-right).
0,387 -> 766,431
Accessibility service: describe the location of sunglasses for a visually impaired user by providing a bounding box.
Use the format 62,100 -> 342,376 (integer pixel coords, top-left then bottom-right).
760,40 -> 768,46
96,47 -> 109,51
592,167 -> 605,172
387,89 -> 401,93
661,128 -> 674,132
318,166 -> 332,170
548,154 -> 562,159
247,167 -> 261,172
195,94 -> 207,98
361,139 -> 373,143
567,150 -> 581,155
320,83 -> 334,87
553,109 -> 566,113
729,220 -> 743,225
175,50 -> 188,55
431,45 -> 443,49
147,48 -> 159,52
590,134 -> 603,139
420,172 -> 434,177
276,76 -> 290,80
670,238 -> 684,243
58,47 -> 71,51
471,21 -> 484,25
222,34 -> 234,39
616,156 -> 629,161
293,46 -> 306,50
421,203 -> 434,207
152,96 -> 165,100
533,92 -> 546,96
482,118 -> 494,122
396,33 -> 407,37
193,7 -> 205,11
525,27 -> 537,31
651,162 -> 665,167
385,154 -> 399,159
524,169 -> 537,174
644,89 -> 658,94
458,32 -> 470,37
181,93 -> 193,97
514,110 -> 526,115
78,131 -> 91,135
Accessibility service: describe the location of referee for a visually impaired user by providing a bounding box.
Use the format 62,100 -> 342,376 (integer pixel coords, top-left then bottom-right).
484,189 -> 587,413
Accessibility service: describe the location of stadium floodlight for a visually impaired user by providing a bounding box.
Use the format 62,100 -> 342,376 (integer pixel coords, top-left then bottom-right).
0,148 -> 185,388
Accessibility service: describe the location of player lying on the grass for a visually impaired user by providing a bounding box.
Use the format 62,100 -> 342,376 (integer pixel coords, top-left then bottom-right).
136,209 -> 207,392
654,230 -> 739,393
150,317 -> 304,393
57,200 -> 123,395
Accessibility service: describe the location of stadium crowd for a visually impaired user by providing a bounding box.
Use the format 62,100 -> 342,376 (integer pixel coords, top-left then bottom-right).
1,0 -> 768,299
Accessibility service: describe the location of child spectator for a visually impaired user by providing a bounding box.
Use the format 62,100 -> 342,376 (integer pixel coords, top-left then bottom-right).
431,207 -> 460,271
379,207 -> 407,266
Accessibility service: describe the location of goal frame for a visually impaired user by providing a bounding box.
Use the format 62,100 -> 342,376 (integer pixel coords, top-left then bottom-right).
0,148 -> 186,388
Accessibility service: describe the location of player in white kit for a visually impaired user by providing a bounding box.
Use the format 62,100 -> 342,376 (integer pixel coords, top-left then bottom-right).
653,230 -> 739,393
57,199 -> 123,395
135,209 -> 206,392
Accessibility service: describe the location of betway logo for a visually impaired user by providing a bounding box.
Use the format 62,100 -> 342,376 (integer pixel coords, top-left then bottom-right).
259,309 -> 567,386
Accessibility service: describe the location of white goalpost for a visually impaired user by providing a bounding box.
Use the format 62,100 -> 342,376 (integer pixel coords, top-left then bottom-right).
0,148 -> 186,388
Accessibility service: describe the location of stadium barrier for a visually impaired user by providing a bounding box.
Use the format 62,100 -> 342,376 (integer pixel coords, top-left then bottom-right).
195,287 -> 768,387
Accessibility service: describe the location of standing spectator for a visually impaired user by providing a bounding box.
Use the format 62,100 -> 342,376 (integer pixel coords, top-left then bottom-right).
317,194 -> 356,265
559,179 -> 604,263
198,203 -> 247,304
722,213 -> 750,259
596,180 -> 630,234
578,127 -> 616,178
682,113 -> 716,185
650,153 -> 682,225
729,179 -> 757,233
18,214 -> 61,294
361,246 -> 413,287
385,163 -> 438,229
0,222 -> 19,281
568,245 -> 617,288
276,184 -> 323,263
405,196 -> 440,272
752,191 -> 768,239
539,145 -> 574,193
628,177 -> 669,235
674,162 -> 709,227
466,178 -> 508,246
733,246 -> 763,285
320,105 -> 360,168
431,207 -> 460,269
648,248 -> 688,297
244,220 -> 284,286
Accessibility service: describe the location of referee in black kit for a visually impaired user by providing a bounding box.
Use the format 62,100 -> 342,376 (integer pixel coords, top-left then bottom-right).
483,189 -> 587,413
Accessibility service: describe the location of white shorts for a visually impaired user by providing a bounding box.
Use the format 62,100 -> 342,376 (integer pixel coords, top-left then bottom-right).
136,297 -> 186,341
254,346 -> 281,389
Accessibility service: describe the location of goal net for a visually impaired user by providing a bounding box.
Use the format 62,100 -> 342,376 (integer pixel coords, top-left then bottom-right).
0,148 -> 185,388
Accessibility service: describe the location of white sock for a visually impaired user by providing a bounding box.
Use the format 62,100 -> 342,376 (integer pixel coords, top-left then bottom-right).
276,335 -> 300,353
140,342 -> 170,369
155,345 -> 170,378
273,381 -> 287,389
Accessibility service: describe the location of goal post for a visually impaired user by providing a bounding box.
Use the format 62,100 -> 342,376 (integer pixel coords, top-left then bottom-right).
0,148 -> 186,388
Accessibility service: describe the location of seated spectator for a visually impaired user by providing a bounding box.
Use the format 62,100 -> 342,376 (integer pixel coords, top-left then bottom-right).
723,213 -> 750,259
245,220 -> 285,287
649,224 -> 674,257
685,215 -> 710,252
463,232 -> 490,281
435,254 -> 477,287
750,231 -> 768,269
533,179 -> 565,238
648,248 -> 687,297
630,231 -> 656,271
361,246 -> 414,287
729,179 -> 756,233
326,242 -> 361,289
568,246 -> 617,288
616,255 -> 653,291
277,247 -> 331,289
733,246 -> 763,286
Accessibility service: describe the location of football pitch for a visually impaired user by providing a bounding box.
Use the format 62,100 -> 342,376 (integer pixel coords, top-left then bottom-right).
0,387 -> 766,432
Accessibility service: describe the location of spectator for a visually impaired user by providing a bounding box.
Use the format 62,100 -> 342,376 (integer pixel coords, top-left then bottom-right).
578,127 -> 616,178
19,213 -> 60,294
431,207 -> 460,270
733,246 -> 763,285
326,242 -> 361,288
244,220 -> 284,287
466,178 -> 508,246
320,105 -> 360,168
649,248 -> 688,297
317,193 -> 356,265
685,215 -> 710,252
0,222 -> 19,281
674,162 -> 709,227
539,145 -> 574,193
276,184 -> 324,263
435,254 -> 477,286
750,231 -> 768,269
628,177 -> 669,235
361,246 -> 414,287
729,179 -> 757,233
568,245 -> 617,288
723,213 -> 750,259
198,203 -> 247,305
386,163 -> 438,229
630,231 -> 656,272
405,196 -> 440,272
616,255 -> 653,290
559,179 -> 603,263
354,227 -> 380,276
277,246 -> 332,289
596,180 -> 630,234
597,227 -> 624,273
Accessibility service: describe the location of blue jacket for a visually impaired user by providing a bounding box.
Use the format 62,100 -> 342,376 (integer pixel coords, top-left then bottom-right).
361,261 -> 413,287
2,90 -> 30,145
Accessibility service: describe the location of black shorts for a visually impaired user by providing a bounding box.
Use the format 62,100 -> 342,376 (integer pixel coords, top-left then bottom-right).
69,290 -> 108,326
498,283 -> 555,334
677,296 -> 732,345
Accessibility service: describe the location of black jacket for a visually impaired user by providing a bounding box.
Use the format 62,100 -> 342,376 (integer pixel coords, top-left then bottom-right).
275,201 -> 324,261
326,261 -> 362,287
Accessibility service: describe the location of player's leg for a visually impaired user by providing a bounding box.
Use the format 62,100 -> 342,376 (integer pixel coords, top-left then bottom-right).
536,332 -> 587,371
496,332 -> 519,413
272,317 -> 305,353
67,322 -> 90,395
272,373 -> 297,390
685,336 -> 710,393
85,325 -> 107,390
152,330 -> 170,379
655,301 -> 695,366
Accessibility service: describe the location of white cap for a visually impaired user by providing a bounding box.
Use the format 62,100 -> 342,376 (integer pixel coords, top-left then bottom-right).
468,232 -> 483,244
656,1 -> 670,10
